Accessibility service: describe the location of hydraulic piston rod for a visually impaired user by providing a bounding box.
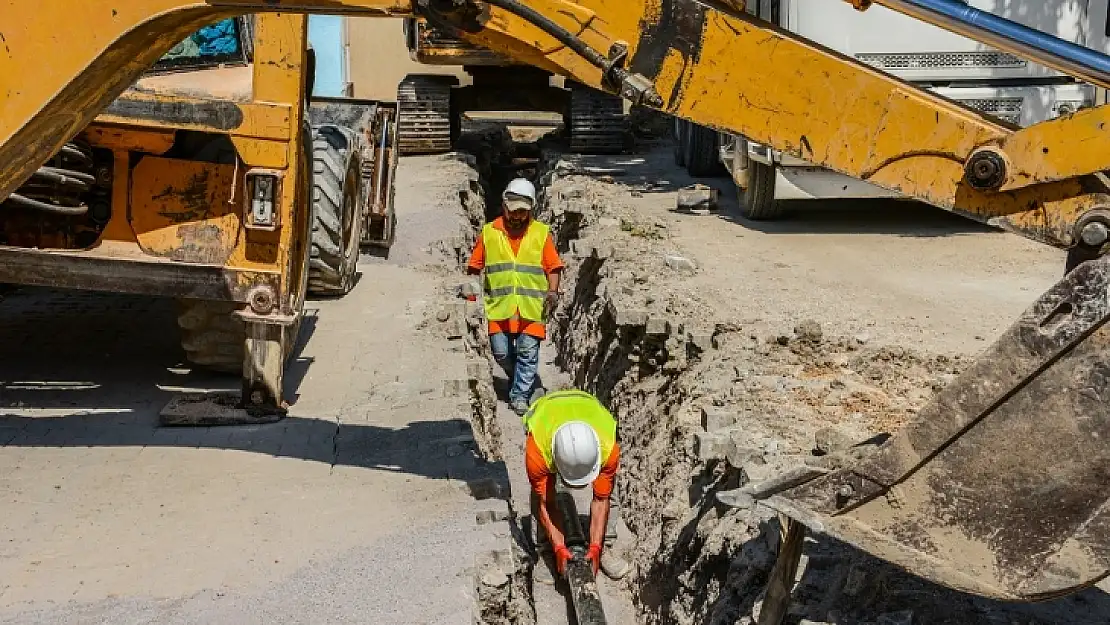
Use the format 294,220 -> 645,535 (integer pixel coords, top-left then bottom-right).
871,0 -> 1110,89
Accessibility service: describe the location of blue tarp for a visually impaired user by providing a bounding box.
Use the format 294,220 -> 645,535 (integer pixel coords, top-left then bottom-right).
195,19 -> 239,56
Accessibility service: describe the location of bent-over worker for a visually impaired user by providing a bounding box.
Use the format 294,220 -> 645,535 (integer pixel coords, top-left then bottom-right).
466,178 -> 564,415
523,388 -> 629,580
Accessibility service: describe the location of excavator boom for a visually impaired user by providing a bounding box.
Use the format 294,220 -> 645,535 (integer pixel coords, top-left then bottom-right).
4,0 -> 1110,603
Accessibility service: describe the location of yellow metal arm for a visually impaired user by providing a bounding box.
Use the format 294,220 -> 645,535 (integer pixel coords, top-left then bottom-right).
0,0 -> 411,202
3,0 -> 1110,250
447,0 -> 1110,249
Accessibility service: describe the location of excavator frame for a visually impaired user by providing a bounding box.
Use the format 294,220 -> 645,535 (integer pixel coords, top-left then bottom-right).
4,0 -> 1110,609
396,16 -> 628,155
0,11 -> 399,419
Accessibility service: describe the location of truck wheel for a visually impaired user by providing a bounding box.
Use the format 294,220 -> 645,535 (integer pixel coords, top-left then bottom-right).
740,159 -> 786,220
684,122 -> 725,177
673,118 -> 687,167
397,74 -> 456,155
308,125 -> 363,297
567,84 -> 627,154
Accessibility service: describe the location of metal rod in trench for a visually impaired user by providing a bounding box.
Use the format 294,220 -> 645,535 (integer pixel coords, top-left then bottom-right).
555,489 -> 609,625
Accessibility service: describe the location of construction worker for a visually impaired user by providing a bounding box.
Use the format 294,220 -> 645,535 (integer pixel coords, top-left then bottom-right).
523,389 -> 629,580
466,178 -> 564,415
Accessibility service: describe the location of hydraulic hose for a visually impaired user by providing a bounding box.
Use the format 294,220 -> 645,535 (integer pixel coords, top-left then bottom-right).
482,0 -> 609,69
874,0 -> 1110,88
1,141 -> 95,216
5,192 -> 89,216
475,0 -> 663,105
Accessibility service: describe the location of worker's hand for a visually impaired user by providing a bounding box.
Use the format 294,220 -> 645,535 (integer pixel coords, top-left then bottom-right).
554,544 -> 573,576
543,290 -> 559,318
586,543 -> 602,577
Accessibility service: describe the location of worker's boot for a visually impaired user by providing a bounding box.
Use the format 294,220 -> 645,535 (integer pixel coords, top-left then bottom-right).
600,485 -> 630,580
600,549 -> 631,580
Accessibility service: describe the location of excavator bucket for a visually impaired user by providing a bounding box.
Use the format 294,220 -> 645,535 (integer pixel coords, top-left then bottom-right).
757,255 -> 1110,602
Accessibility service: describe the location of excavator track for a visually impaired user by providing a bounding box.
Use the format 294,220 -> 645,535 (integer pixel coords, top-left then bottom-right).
566,84 -> 626,155
396,74 -> 456,155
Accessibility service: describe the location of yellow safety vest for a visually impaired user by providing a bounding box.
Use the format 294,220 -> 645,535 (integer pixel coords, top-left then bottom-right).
481,220 -> 550,323
523,389 -> 617,471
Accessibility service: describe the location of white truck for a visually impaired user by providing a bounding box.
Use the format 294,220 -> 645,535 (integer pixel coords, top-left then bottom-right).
675,0 -> 1110,220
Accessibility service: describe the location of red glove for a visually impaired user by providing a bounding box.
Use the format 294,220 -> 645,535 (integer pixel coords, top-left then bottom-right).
554,544 -> 573,576
586,543 -> 602,577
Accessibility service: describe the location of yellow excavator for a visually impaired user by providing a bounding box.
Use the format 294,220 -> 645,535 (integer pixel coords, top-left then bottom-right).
397,16 -> 627,154
0,11 -> 398,420
4,0 -> 1110,613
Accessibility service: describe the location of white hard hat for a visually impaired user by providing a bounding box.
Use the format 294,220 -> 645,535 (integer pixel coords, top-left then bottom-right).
551,421 -> 601,488
503,178 -> 537,206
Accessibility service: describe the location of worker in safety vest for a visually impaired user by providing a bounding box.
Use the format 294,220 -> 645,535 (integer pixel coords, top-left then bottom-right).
523,389 -> 630,580
466,178 -> 564,415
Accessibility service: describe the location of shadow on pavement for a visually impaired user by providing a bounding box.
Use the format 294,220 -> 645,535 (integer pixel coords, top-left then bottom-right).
0,288 -> 505,487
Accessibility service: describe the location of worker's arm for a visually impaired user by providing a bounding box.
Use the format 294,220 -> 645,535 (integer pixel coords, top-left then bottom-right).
526,435 -> 566,548
542,234 -> 564,315
589,444 -> 619,547
466,238 -> 485,276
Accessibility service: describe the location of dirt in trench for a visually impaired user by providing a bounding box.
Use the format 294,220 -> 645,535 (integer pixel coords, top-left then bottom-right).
528,146 -> 1110,625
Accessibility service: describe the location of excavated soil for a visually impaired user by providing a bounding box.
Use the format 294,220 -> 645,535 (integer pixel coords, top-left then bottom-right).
453,118 -> 1110,624
528,147 -> 1110,625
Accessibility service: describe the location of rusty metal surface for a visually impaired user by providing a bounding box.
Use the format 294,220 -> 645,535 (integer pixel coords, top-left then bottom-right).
160,392 -> 285,426
129,157 -> 242,265
410,18 -> 516,66
0,244 -> 279,303
765,256 -> 1110,601
130,65 -> 254,103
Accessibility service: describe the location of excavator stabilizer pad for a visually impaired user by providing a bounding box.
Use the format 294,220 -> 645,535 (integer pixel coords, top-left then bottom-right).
160,392 -> 285,426
762,255 -> 1110,601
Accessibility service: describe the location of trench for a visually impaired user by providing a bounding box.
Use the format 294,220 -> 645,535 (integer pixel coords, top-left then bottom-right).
458,119 -> 1110,625
455,122 -> 935,625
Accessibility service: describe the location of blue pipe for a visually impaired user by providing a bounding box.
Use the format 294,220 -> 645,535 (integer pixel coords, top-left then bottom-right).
875,0 -> 1110,88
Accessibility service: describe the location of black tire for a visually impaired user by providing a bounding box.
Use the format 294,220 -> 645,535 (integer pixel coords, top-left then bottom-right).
684,122 -> 724,177
397,74 -> 456,155
567,84 -> 627,154
740,158 -> 787,220
308,124 -> 363,297
673,118 -> 687,167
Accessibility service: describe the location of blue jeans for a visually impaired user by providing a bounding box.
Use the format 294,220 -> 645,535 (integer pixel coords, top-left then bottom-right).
490,332 -> 540,405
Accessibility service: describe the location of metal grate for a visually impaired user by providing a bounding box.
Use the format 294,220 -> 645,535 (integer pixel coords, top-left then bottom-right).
954,97 -> 1024,124
857,51 -> 1028,70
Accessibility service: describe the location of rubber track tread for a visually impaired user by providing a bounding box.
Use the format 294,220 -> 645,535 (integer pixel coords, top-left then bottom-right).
568,85 -> 626,154
397,75 -> 453,155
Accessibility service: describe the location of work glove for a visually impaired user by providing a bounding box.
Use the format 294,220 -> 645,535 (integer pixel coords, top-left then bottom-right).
586,543 -> 602,577
554,544 -> 574,576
